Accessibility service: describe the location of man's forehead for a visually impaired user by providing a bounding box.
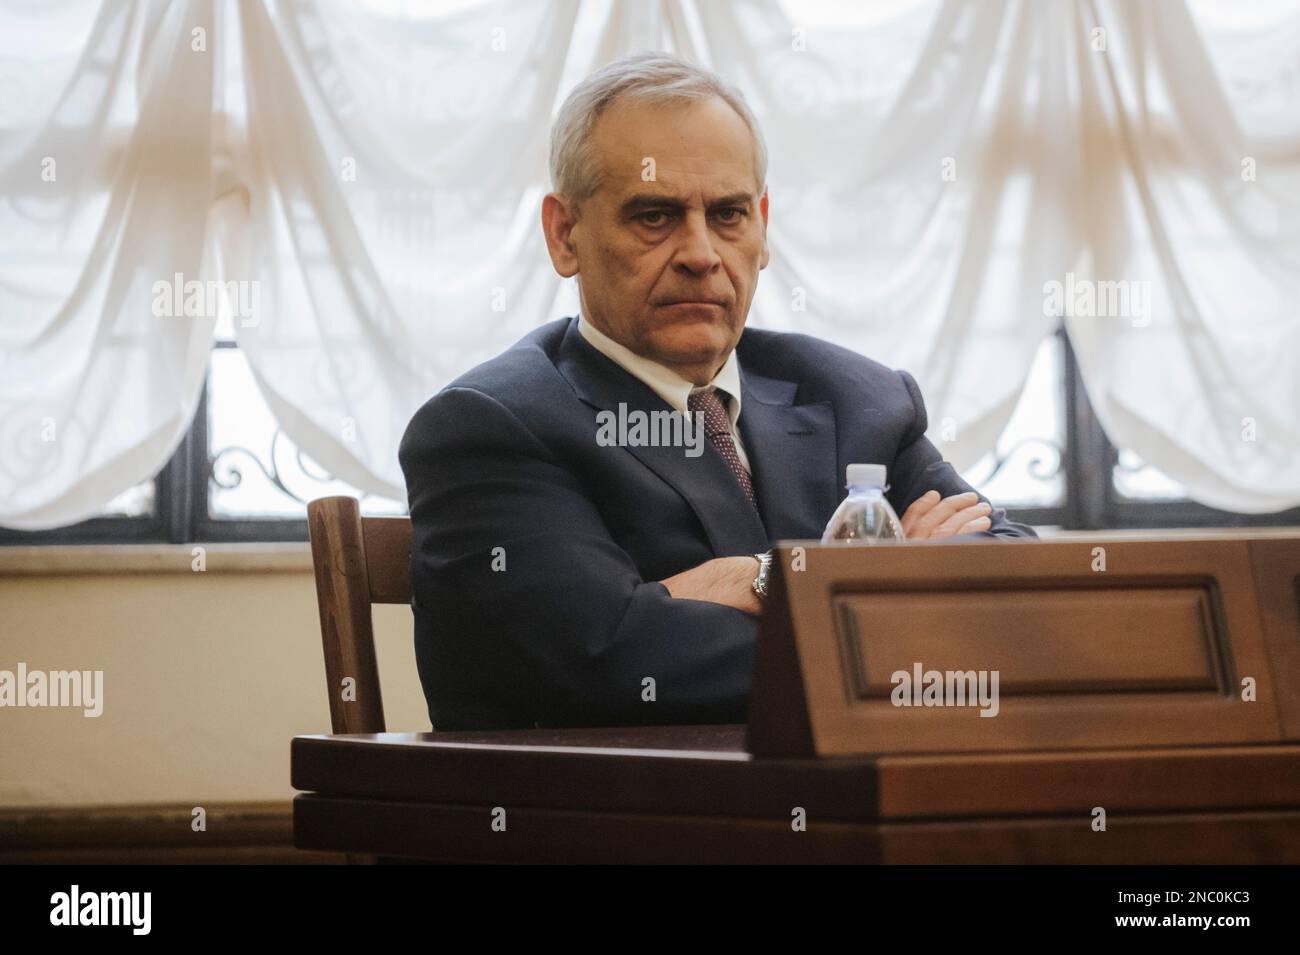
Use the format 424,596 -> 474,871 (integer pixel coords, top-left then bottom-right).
591,97 -> 760,197
593,154 -> 760,204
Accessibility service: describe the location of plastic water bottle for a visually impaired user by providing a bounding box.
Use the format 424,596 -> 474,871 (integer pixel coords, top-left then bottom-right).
820,464 -> 906,544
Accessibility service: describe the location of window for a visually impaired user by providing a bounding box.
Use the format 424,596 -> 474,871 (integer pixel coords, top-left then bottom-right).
0,327 -> 404,545
5,316 -> 1297,545
956,323 -> 1300,531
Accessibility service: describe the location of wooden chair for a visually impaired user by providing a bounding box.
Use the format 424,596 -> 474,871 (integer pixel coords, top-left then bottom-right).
307,496 -> 412,735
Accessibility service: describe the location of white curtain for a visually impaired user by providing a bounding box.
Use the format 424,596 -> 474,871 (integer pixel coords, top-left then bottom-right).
0,0 -> 216,528
2,0 -> 1298,528
1064,0 -> 1300,512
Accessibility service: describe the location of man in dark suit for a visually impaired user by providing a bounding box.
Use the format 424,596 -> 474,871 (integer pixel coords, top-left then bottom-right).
400,52 -> 1037,731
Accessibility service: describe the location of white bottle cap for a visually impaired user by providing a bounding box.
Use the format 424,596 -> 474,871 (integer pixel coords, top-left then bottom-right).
846,463 -> 887,488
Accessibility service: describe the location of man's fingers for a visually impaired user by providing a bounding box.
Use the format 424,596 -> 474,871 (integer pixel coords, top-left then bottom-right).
911,492 -> 980,537
900,490 -> 941,534
933,501 -> 992,537
957,516 -> 993,535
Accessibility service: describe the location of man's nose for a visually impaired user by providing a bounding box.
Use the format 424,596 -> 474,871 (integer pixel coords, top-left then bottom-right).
671,212 -> 723,274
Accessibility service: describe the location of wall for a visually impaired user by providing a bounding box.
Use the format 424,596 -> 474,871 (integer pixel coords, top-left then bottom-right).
0,545 -> 428,809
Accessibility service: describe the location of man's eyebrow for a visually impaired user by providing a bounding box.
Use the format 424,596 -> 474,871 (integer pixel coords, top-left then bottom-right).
707,192 -> 757,210
619,192 -> 756,215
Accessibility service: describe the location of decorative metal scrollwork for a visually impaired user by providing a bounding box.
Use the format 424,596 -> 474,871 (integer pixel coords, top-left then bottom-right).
964,436 -> 1065,488
209,428 -> 392,511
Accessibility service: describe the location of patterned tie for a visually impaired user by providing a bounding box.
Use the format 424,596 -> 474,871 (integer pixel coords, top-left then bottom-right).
688,387 -> 757,508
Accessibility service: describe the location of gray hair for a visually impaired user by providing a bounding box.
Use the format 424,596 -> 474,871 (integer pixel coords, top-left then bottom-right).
548,51 -> 768,205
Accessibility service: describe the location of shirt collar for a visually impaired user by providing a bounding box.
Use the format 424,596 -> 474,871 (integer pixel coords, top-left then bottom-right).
577,312 -> 744,425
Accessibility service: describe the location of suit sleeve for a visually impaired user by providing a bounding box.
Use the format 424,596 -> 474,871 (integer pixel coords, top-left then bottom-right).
886,370 -> 1039,540
399,385 -> 758,728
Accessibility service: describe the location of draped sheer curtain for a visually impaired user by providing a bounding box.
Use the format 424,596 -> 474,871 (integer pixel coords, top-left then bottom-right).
2,0 -> 1297,529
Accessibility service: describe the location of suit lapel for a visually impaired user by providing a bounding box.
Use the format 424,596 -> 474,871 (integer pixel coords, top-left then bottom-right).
555,318 -> 769,556
738,367 -> 839,542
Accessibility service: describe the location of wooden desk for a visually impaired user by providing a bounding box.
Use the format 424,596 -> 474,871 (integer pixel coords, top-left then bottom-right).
292,726 -> 1300,863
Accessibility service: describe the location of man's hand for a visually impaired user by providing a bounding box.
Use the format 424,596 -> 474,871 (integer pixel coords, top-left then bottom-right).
900,490 -> 992,540
659,556 -> 762,616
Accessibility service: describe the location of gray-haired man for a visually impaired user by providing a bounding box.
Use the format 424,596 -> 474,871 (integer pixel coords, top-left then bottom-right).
401,52 -> 1036,731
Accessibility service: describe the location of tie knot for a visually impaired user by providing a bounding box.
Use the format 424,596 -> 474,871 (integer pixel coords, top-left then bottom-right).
688,387 -> 731,435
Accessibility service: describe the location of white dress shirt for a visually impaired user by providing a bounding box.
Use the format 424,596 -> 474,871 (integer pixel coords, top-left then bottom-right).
577,313 -> 752,473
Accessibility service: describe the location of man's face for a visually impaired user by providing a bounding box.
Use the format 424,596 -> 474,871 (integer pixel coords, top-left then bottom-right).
543,95 -> 770,383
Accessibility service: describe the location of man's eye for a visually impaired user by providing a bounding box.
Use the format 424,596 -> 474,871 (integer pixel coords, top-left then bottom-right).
715,207 -> 746,223
636,211 -> 670,226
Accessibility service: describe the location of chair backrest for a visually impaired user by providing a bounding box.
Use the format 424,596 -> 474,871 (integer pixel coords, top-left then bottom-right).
307,496 -> 412,735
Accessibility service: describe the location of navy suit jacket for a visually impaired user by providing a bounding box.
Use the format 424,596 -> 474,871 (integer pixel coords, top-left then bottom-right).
399,316 -> 1038,731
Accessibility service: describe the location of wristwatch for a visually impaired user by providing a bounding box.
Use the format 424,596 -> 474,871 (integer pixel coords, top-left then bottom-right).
751,550 -> 773,599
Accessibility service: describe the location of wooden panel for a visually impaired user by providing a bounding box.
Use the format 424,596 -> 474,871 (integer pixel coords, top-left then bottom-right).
835,585 -> 1222,697
362,516 -> 412,604
292,732 -> 875,822
748,537 -> 1288,756
874,744 -> 1300,819
294,794 -> 882,864
1249,538 -> 1300,737
291,731 -> 1300,821
877,811 -> 1300,864
293,794 -> 1300,864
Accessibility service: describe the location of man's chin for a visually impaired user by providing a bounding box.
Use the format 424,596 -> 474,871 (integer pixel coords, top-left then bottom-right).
644,331 -> 735,370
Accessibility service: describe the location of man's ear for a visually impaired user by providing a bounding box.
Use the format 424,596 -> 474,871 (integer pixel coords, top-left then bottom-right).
541,193 -> 581,278
758,187 -> 770,270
